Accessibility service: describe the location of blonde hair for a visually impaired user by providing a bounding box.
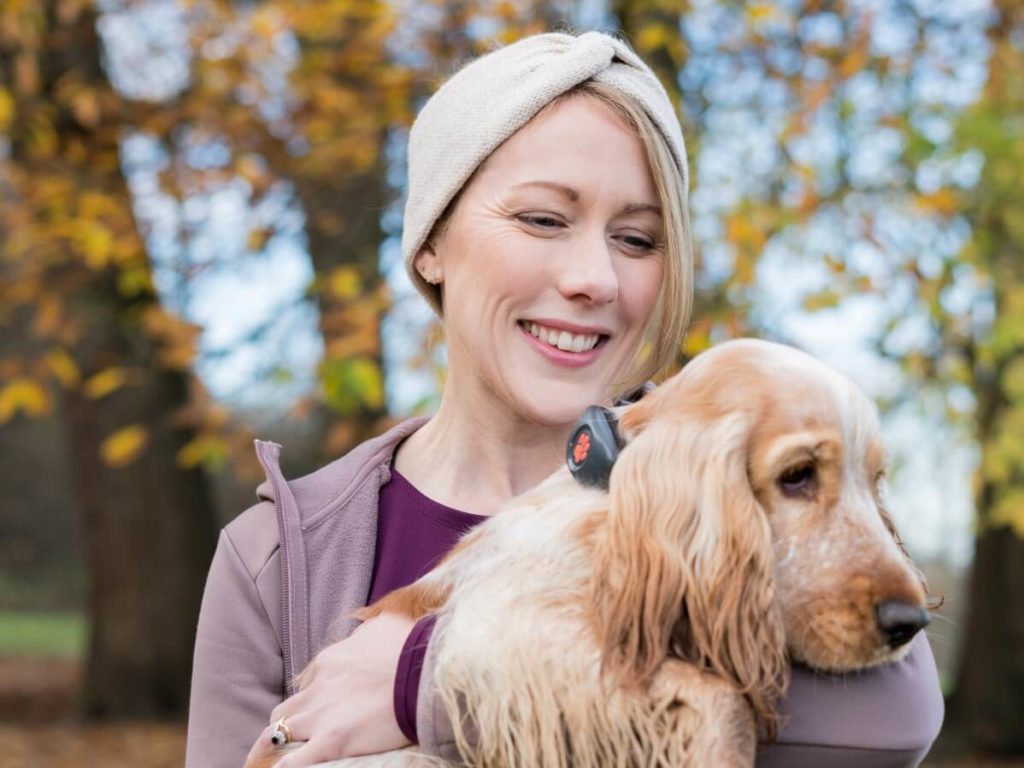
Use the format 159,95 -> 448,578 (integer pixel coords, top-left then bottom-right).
426,80 -> 694,398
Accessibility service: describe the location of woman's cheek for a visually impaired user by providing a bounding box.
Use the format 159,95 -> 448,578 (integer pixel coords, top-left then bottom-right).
622,263 -> 664,325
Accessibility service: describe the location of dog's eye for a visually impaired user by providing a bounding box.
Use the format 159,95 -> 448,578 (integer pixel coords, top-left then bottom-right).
778,463 -> 817,497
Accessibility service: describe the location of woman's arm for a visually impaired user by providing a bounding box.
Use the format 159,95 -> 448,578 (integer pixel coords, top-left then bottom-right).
413,624 -> 944,765
756,633 -> 945,768
186,521 -> 285,768
413,615 -> 463,760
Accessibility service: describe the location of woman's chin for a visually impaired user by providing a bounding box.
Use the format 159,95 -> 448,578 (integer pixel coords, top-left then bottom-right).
509,382 -> 610,428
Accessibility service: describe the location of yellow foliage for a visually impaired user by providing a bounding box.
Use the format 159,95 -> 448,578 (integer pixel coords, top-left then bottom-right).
1004,285 -> 1024,316
348,357 -> 384,410
724,213 -> 767,256
83,367 -> 127,400
682,325 -> 711,356
46,349 -> 80,389
839,46 -> 868,80
176,434 -> 227,471
803,291 -> 841,311
636,23 -> 669,52
236,154 -> 268,190
990,490 -> 1024,538
746,3 -> 778,23
78,191 -> 119,220
0,87 -> 13,132
157,343 -> 198,371
332,291 -> 387,337
982,441 -> 1011,484
140,306 -> 201,368
915,188 -> 958,216
1001,357 -> 1024,401
246,227 -> 271,253
249,6 -> 283,40
28,115 -> 58,157
100,424 -> 148,468
802,81 -> 831,112
324,334 -> 376,362
327,267 -> 362,301
0,377 -> 50,424
353,142 -> 378,173
75,221 -> 115,269
982,407 -> 1024,485
117,265 -> 154,298
71,88 -> 100,128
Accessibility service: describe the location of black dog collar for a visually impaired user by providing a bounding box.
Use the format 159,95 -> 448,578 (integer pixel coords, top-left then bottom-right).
566,405 -> 623,490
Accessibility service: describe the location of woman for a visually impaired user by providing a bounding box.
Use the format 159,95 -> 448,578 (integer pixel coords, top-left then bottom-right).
186,31 -> 943,768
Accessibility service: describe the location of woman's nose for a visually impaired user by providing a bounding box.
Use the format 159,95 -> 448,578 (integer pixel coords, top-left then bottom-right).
556,236 -> 619,304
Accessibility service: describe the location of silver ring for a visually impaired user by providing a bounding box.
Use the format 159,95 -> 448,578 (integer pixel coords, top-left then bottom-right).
270,717 -> 293,746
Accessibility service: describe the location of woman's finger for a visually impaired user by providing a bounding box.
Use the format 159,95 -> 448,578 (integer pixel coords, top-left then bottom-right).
244,726 -> 273,766
268,708 -> 321,748
269,685 -> 318,729
245,726 -> 296,768
272,730 -> 351,768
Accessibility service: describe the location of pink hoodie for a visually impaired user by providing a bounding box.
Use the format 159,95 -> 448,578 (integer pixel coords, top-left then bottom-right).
185,417 -> 943,767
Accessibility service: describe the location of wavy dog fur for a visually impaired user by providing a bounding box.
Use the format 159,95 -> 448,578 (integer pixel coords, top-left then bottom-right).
256,339 -> 930,768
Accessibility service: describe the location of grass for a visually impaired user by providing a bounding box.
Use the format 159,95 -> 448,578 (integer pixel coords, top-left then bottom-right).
0,611 -> 85,657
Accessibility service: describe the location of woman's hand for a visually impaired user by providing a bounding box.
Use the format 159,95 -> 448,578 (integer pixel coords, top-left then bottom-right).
245,612 -> 415,768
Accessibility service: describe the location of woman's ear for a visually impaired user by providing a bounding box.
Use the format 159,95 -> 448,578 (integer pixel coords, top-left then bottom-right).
413,244 -> 443,286
590,410 -> 788,738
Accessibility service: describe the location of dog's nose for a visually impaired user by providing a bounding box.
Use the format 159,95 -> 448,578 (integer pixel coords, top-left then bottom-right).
875,601 -> 930,648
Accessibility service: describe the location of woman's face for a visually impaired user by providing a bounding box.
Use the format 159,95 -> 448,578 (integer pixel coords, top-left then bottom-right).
415,95 -> 665,426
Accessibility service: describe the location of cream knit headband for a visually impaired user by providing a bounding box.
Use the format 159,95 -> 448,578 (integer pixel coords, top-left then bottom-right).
402,30 -> 689,316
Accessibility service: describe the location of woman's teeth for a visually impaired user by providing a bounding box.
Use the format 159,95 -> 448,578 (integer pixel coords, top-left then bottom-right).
525,322 -> 601,353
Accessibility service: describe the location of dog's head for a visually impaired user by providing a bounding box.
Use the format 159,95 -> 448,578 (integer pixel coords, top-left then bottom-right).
592,338 -> 929,736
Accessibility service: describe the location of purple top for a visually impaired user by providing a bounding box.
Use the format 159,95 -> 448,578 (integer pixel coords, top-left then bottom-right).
372,457 -> 943,763
367,461 -> 487,604
368,454 -> 486,741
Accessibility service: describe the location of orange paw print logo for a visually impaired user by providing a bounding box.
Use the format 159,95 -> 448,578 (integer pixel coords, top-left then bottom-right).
573,431 -> 591,464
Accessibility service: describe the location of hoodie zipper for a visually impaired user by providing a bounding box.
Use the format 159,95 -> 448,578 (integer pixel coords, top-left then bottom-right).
255,439 -> 300,696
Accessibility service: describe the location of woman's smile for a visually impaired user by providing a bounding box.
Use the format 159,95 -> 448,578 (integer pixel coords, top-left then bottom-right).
516,319 -> 611,368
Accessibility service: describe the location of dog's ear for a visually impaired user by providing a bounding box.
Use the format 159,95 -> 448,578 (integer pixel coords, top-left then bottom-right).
591,409 -> 788,738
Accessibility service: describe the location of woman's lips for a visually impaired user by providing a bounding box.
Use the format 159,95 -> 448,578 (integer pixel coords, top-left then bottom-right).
517,321 -> 608,368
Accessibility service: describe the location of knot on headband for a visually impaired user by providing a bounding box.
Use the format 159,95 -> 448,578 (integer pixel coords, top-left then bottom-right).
568,29 -> 618,71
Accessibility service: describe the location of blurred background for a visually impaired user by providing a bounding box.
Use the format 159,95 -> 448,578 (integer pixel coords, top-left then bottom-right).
1,0 -> 1022,765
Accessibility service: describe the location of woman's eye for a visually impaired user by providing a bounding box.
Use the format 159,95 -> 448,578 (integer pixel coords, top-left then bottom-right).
619,234 -> 655,251
778,463 -> 817,496
518,214 -> 563,229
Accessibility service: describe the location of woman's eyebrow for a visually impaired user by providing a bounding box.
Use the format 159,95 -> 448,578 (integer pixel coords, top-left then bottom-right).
619,202 -> 661,216
509,181 -> 661,216
510,180 -> 580,201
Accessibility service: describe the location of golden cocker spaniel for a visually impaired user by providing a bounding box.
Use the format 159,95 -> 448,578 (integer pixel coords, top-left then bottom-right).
281,338 -> 933,768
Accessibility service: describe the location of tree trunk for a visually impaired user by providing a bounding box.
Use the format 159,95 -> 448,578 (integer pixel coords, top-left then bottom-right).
65,270 -> 219,717
1,1 -> 220,717
291,152 -> 391,460
948,0 -> 1024,752
954,522 -> 1024,753
952,270 -> 1024,753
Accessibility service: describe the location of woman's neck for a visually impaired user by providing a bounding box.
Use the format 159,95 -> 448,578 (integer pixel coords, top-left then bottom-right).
394,391 -> 570,517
